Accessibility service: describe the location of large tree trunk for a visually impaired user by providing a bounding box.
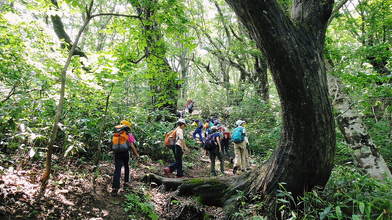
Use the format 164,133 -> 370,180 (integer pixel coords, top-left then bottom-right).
226,0 -> 336,196
328,74 -> 392,180
145,0 -> 337,215
136,2 -> 179,114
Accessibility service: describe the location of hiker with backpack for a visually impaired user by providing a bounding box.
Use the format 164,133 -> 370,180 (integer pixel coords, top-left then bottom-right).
232,120 -> 249,174
111,120 -> 140,196
204,126 -> 225,176
185,99 -> 194,114
163,118 -> 189,178
192,119 -> 204,143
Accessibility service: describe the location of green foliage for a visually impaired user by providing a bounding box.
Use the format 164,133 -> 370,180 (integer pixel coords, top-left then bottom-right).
227,95 -> 280,160
364,118 -> 392,168
124,192 -> 159,220
234,166 -> 392,219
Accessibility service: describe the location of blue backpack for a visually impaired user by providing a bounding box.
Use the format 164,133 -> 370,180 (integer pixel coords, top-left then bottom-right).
204,133 -> 219,150
232,127 -> 245,143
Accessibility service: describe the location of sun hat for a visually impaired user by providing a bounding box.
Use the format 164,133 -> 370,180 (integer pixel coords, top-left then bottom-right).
177,118 -> 186,125
235,120 -> 245,127
120,120 -> 132,127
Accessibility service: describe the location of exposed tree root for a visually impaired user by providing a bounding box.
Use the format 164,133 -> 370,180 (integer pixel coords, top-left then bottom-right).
143,169 -> 260,218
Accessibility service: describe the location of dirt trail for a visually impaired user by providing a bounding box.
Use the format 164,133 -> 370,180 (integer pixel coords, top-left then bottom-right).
0,147 -> 236,219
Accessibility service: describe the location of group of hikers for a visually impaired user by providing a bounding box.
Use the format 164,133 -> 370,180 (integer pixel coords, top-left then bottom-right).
110,101 -> 250,195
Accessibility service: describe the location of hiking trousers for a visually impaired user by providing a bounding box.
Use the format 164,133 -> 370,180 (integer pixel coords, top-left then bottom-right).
112,151 -> 130,189
193,127 -> 204,143
209,147 -> 224,175
233,141 -> 249,170
169,145 -> 184,177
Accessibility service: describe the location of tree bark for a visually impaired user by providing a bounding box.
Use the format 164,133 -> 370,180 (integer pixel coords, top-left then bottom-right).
225,0 -> 336,196
328,74 -> 392,180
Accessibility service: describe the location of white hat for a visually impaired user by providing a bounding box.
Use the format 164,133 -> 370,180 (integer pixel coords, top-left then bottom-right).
235,120 -> 245,126
177,118 -> 186,125
211,126 -> 218,131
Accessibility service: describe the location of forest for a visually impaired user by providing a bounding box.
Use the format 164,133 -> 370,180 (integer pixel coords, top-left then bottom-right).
0,0 -> 391,219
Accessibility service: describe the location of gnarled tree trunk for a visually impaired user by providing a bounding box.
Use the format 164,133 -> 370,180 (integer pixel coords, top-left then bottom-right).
226,0 -> 336,196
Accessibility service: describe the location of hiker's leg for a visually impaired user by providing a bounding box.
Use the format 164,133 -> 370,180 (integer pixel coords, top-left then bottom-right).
243,145 -> 250,169
175,145 -> 184,176
192,129 -> 197,139
112,153 -> 122,189
209,149 -> 216,175
123,152 -> 130,183
168,145 -> 177,172
239,142 -> 247,170
233,143 -> 241,169
217,151 -> 224,173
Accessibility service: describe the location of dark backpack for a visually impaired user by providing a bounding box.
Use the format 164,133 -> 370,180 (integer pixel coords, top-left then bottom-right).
204,133 -> 219,151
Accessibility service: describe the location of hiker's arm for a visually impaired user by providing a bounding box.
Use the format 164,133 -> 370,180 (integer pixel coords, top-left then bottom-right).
130,143 -> 140,157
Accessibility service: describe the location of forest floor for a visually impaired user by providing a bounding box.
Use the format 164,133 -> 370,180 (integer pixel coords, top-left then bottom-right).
0,146 -> 249,219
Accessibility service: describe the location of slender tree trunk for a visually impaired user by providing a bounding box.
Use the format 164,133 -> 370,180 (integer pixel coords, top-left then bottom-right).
253,55 -> 269,102
39,17 -> 91,197
39,3 -> 141,196
328,74 -> 392,180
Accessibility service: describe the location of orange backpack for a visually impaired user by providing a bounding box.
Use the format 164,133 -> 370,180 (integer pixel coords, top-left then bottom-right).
112,125 -> 129,152
164,129 -> 177,147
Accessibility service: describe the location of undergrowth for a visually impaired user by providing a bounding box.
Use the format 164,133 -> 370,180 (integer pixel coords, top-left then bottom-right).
124,192 -> 159,220
233,166 -> 392,219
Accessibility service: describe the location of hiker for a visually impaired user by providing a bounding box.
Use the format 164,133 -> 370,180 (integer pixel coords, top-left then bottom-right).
219,125 -> 232,161
192,119 -> 204,143
185,99 -> 194,114
205,126 -> 224,176
204,119 -> 211,137
164,118 -> 189,178
111,120 -> 139,196
232,120 -> 249,174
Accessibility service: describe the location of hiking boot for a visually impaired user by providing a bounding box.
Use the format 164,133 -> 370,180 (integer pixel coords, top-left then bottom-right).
163,167 -> 171,176
211,171 -> 217,176
111,188 -> 119,197
176,175 -> 184,178
233,166 -> 238,174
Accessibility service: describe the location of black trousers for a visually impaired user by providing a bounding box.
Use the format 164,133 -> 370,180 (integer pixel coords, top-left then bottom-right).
169,145 -> 183,177
112,151 -> 129,189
